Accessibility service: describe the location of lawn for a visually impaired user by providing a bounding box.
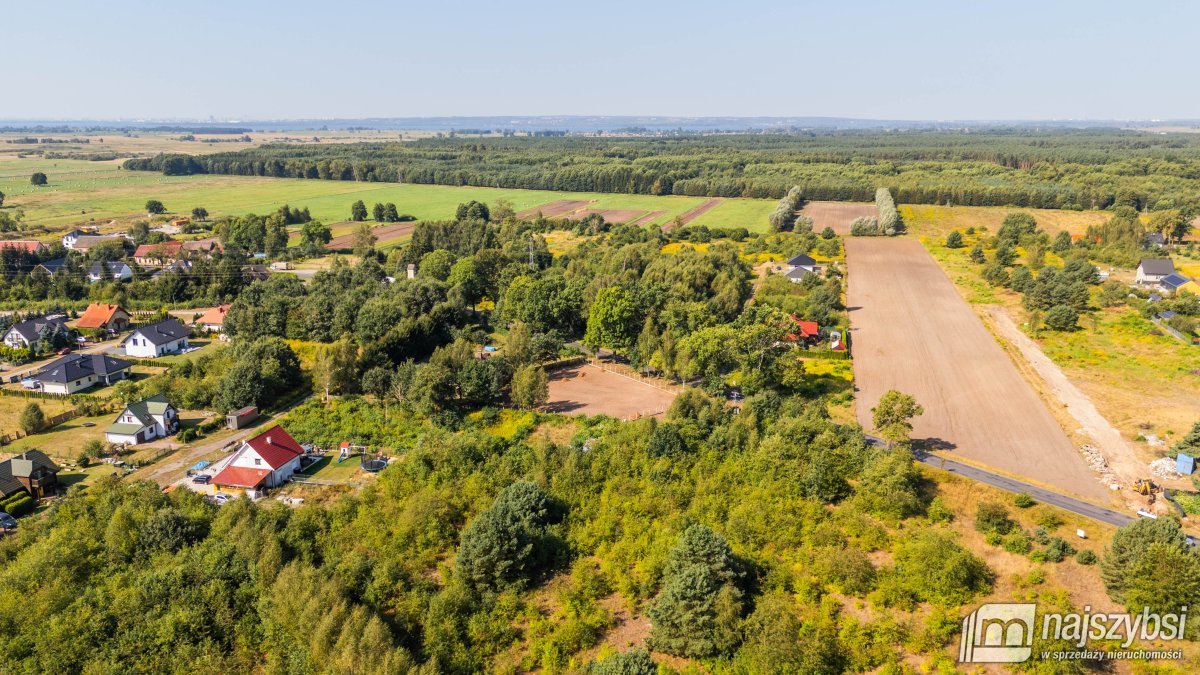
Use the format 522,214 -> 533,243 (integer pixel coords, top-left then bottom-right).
0,153 -> 775,236
0,395 -> 78,437
298,454 -> 368,484
3,412 -> 113,463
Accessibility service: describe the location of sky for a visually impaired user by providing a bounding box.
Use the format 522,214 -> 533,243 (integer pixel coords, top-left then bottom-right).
7,0 -> 1198,121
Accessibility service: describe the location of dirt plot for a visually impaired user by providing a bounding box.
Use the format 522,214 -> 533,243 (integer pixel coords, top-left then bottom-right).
631,210 -> 666,225
800,201 -> 878,235
545,363 -> 676,419
566,209 -> 647,224
325,222 -> 416,250
515,200 -> 592,219
845,238 -> 1110,501
671,198 -> 723,227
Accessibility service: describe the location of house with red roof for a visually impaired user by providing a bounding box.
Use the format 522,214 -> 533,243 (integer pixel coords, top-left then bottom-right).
76,303 -> 131,334
0,240 -> 47,255
196,304 -> 231,334
210,425 -> 305,497
133,240 -> 184,266
785,315 -> 821,345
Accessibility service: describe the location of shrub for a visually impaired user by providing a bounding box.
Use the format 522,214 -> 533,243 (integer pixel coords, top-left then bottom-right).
1044,305 -> 1079,331
1013,492 -> 1036,508
18,403 -> 45,434
975,502 -> 1015,535
1001,531 -> 1033,555
3,495 -> 34,517
1043,537 -> 1074,563
849,216 -> 880,236
945,231 -> 964,248
1076,549 -> 1098,565
1035,508 -> 1064,531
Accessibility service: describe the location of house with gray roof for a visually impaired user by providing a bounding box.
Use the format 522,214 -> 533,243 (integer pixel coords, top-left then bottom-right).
0,450 -> 59,500
87,260 -> 133,283
1136,258 -> 1176,286
106,395 -> 178,445
1160,273 -> 1193,295
33,352 -> 132,395
122,318 -> 189,358
2,315 -> 69,349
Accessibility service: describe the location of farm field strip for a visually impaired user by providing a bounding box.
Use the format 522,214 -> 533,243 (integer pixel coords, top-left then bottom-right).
799,201 -> 878,235
845,237 -> 1111,502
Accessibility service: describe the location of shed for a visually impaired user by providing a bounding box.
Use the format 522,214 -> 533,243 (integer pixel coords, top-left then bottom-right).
227,405 -> 260,430
1178,454 -> 1196,476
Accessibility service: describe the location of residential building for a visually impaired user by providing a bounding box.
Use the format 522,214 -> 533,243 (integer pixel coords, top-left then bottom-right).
123,318 -> 189,358
75,303 -> 131,334
3,316 -> 68,349
1144,232 -> 1166,248
105,395 -> 179,445
151,259 -> 193,280
87,260 -> 133,283
133,240 -> 183,266
0,451 -> 60,500
1135,258 -> 1176,286
68,234 -> 123,254
196,304 -> 230,333
33,258 -> 69,276
60,229 -> 90,249
243,265 -> 270,281
781,253 -> 822,283
33,352 -> 132,394
182,237 -> 222,257
210,426 -> 305,497
0,240 -> 47,255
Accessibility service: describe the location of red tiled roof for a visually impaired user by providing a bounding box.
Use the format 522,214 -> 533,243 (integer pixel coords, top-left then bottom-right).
134,241 -> 183,258
243,426 -> 304,470
76,303 -> 128,329
0,240 -> 46,253
211,465 -> 271,488
197,304 -> 231,326
787,315 -> 820,340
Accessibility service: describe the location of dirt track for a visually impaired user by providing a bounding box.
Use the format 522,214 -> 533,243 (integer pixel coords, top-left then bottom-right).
800,201 -> 878,234
325,222 -> 415,250
846,238 -> 1110,501
546,363 -> 676,419
516,200 -> 591,219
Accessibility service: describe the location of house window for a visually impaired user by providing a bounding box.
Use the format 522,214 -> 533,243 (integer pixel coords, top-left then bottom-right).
254,458 -> 262,466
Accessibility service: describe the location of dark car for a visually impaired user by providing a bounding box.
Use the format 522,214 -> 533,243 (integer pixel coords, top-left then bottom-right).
0,512 -> 17,530
56,347 -> 72,355
191,474 -> 212,485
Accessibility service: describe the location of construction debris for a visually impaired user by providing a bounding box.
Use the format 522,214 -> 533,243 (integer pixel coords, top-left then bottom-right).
1080,444 -> 1121,490
1149,457 -> 1181,480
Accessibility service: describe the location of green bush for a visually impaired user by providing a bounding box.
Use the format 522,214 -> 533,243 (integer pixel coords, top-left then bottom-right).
975,502 -> 1014,535
1013,492 -> 1036,508
1076,549 -> 1098,565
3,495 -> 34,517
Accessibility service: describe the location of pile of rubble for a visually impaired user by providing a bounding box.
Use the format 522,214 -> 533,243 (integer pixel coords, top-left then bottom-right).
1080,444 -> 1121,490
1149,457 -> 1181,480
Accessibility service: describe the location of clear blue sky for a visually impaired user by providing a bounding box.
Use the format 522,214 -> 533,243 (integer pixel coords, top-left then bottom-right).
8,0 -> 1197,121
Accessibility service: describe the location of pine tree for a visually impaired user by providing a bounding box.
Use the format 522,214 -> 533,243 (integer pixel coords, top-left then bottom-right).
648,525 -> 743,657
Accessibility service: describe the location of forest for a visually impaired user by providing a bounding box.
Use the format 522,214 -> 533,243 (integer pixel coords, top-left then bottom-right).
124,129 -> 1200,211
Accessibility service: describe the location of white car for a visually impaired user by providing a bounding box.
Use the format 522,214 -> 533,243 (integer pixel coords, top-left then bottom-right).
212,493 -> 233,505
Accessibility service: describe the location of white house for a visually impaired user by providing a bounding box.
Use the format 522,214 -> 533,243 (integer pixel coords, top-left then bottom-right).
61,229 -> 89,250
210,426 -> 305,497
87,261 -> 133,283
3,316 -> 69,349
1136,258 -> 1175,286
105,395 -> 178,445
35,353 -> 132,395
780,253 -> 822,283
123,318 -> 190,358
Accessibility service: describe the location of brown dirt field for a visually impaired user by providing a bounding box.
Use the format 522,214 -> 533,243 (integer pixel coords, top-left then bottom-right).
566,209 -> 647,224
800,201 -> 878,235
325,222 -> 416,250
672,198 -> 723,227
845,238 -> 1111,502
631,210 -> 666,225
515,199 -> 592,219
545,363 -> 676,419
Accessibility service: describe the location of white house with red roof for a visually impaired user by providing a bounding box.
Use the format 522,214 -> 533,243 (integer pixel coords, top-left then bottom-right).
210,425 -> 305,497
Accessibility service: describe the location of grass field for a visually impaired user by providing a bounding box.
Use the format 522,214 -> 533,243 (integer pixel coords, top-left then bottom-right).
0,153 -> 776,235
0,395 -> 77,437
299,454 -> 367,484
901,204 -> 1111,239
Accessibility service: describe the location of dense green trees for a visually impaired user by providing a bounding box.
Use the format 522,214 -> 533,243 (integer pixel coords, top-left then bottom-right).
871,390 -> 924,445
351,200 -> 368,221
455,481 -> 563,592
769,186 -> 804,232
124,131 -> 1200,211
647,525 -> 743,658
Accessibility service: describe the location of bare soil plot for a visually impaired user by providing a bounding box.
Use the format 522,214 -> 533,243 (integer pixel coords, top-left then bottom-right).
672,198 -> 723,227
845,238 -> 1111,501
566,209 -> 647,224
800,201 -> 878,235
545,363 -> 676,419
325,222 -> 416,250
516,200 -> 592,219
631,210 -> 666,225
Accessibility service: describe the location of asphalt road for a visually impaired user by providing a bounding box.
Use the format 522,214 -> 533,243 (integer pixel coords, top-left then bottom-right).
864,435 -> 1135,528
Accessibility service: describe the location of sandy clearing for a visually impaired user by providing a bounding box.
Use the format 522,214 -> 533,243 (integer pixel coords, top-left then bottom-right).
983,307 -> 1141,488
845,238 -> 1111,501
800,201 -> 878,235
546,363 -> 676,419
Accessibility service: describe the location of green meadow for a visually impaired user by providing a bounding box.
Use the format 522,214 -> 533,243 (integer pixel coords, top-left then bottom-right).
0,155 -> 776,234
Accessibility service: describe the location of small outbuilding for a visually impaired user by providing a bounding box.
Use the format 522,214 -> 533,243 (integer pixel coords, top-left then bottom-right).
1178,454 -> 1196,476
226,406 -> 259,430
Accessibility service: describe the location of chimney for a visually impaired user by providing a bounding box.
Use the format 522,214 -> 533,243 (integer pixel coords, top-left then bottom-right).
406,263 -> 416,279
266,435 -> 273,446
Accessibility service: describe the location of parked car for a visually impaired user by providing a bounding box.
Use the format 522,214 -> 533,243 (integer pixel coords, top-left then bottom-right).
212,493 -> 232,504
0,512 -> 17,530
191,474 -> 212,485
56,347 -> 72,355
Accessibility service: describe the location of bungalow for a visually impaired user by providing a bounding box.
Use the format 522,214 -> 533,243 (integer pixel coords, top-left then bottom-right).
196,304 -> 230,334
210,426 -> 305,497
33,258 -> 69,277
1160,273 -> 1193,295
105,395 -> 179,445
785,315 -> 821,345
3,315 -> 68,349
68,234 -> 123,254
182,237 -> 222,258
781,253 -> 822,283
75,303 -> 131,334
243,265 -> 271,281
87,260 -> 133,283
133,240 -> 183,266
1135,258 -> 1176,286
0,240 -> 47,255
60,229 -> 90,249
0,451 -> 60,501
1144,232 -> 1166,248
34,352 -> 132,395
151,259 -> 193,280
123,318 -> 189,358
